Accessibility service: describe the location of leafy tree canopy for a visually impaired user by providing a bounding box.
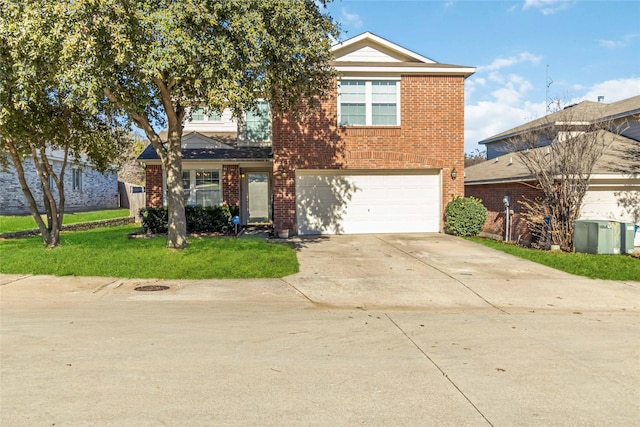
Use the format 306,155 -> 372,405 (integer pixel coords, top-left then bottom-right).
21,0 -> 338,249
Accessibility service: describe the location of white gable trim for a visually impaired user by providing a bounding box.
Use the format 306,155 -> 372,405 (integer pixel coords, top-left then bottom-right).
332,32 -> 435,64
181,132 -> 234,149
334,65 -> 476,75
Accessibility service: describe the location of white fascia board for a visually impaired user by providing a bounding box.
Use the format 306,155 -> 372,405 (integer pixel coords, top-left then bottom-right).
589,174 -> 640,181
464,178 -> 535,185
335,65 -> 476,75
332,32 -> 436,64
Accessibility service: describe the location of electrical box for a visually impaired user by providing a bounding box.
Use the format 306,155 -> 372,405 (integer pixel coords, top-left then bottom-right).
574,220 -> 621,254
620,222 -> 636,254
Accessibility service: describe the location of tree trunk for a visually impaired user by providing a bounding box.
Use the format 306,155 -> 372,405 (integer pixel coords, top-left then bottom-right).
164,134 -> 187,249
4,138 -> 62,247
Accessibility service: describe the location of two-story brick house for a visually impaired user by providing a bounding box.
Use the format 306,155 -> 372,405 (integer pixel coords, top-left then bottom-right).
138,32 -> 475,235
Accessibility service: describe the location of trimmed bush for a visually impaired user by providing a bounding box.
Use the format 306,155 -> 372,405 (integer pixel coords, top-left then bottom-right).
140,205 -> 240,234
444,196 -> 488,237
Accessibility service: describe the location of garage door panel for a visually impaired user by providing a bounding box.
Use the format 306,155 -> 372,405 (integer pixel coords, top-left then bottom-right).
296,170 -> 440,235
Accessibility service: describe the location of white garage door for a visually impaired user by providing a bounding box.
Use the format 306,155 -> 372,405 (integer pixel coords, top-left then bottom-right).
296,170 -> 441,235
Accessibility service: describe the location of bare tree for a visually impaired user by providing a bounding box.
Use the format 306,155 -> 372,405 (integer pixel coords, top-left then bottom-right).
464,148 -> 486,167
509,107 -> 624,251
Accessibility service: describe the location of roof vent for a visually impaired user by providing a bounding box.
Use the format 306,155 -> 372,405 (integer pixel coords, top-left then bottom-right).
509,157 -> 513,165
597,95 -> 605,102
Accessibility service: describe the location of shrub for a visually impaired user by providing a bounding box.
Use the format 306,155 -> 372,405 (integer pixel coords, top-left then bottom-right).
139,207 -> 169,234
444,196 -> 487,237
140,205 -> 240,234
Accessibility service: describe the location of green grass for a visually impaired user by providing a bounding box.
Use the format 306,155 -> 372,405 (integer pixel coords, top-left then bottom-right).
0,209 -> 130,233
467,237 -> 640,281
0,224 -> 299,279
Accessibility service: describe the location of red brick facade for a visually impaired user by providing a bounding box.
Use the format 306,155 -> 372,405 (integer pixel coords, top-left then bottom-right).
272,75 -> 466,232
145,165 -> 163,208
222,165 -> 240,208
143,75 -> 468,233
465,182 -> 544,245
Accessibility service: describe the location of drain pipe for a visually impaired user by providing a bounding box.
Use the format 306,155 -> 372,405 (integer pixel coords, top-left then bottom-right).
503,196 -> 510,242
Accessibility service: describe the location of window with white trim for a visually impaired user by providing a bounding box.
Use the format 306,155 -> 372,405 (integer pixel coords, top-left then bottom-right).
182,169 -> 221,207
191,107 -> 222,122
245,101 -> 271,142
72,169 -> 82,191
338,80 -> 400,126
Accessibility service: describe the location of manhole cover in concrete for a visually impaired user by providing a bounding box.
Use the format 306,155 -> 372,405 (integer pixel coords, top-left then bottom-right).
134,285 -> 170,292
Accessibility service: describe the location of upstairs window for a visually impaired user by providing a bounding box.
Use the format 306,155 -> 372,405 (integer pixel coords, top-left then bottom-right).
190,107 -> 222,122
338,80 -> 400,126
245,101 -> 271,142
191,108 -> 205,121
339,81 -> 366,125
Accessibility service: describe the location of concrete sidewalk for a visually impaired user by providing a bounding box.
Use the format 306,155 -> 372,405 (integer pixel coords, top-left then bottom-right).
1,234 -> 639,426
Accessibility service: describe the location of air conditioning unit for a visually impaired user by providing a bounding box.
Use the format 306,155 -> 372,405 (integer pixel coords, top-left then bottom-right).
574,220 -> 621,254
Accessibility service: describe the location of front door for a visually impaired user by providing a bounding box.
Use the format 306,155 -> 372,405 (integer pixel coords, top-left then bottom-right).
244,172 -> 271,224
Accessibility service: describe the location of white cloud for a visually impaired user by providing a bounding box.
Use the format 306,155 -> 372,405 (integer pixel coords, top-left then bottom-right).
464,77 -> 640,153
598,39 -> 624,49
340,8 -> 363,30
464,99 -> 544,152
523,0 -> 574,15
570,77 -> 640,104
478,52 -> 542,72
598,33 -> 639,49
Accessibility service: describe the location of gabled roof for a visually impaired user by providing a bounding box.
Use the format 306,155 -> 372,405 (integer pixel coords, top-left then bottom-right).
465,131 -> 639,185
181,132 -> 234,149
331,32 -> 475,77
480,95 -> 640,145
332,32 -> 436,64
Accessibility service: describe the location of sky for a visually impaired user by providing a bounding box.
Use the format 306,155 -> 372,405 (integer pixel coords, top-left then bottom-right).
325,0 -> 640,153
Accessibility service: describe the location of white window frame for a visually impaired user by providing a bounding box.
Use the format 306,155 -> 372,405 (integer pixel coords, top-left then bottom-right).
190,107 -> 222,122
72,169 -> 82,191
338,77 -> 401,126
244,100 -> 271,143
169,168 -> 222,207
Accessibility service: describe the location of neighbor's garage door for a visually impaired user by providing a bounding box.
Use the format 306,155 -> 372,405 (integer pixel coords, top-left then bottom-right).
296,170 -> 441,235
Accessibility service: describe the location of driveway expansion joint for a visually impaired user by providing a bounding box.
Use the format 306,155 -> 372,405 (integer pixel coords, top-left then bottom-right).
375,235 -> 509,315
385,313 -> 494,427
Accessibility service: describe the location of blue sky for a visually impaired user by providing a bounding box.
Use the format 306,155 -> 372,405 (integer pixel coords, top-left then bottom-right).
326,0 -> 640,153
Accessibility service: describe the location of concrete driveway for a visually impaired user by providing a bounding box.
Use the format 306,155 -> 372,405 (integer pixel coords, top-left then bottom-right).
1,233 -> 639,426
286,233 -> 639,312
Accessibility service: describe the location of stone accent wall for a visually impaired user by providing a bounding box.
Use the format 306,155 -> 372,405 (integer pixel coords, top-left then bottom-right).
0,158 -> 119,215
145,165 -> 163,208
465,181 -> 544,245
272,74 -> 466,232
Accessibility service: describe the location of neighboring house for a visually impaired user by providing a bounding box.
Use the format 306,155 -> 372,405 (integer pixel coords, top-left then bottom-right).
138,32 -> 475,235
0,149 -> 119,215
465,95 -> 640,246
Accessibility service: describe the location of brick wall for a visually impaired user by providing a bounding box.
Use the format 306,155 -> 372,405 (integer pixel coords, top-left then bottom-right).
145,165 -> 163,208
0,158 -> 119,215
465,182 -> 544,245
272,74 -> 466,232
222,165 -> 240,207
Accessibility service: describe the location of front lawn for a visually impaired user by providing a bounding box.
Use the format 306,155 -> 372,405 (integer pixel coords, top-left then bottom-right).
0,224 -> 298,279
0,208 -> 130,233
467,237 -> 640,281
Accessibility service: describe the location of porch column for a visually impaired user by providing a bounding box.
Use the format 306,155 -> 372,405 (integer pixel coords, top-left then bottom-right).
222,165 -> 240,208
145,165 -> 163,208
